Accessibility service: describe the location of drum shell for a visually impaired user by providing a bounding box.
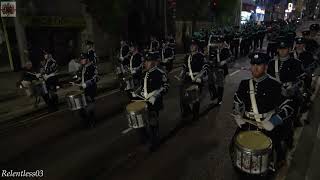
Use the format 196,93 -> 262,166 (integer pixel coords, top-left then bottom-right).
232,132 -> 272,175
66,92 -> 87,111
126,104 -> 147,129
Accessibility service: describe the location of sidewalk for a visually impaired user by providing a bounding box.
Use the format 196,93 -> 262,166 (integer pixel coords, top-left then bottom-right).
284,94 -> 320,180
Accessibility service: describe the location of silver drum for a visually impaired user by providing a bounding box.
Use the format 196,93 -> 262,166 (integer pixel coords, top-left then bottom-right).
126,101 -> 147,128
232,131 -> 272,175
66,91 -> 87,111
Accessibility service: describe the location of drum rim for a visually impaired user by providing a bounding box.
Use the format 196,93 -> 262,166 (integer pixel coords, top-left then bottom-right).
235,131 -> 273,154
65,91 -> 85,98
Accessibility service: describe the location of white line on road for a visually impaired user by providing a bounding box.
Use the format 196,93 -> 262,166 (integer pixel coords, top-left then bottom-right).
229,70 -> 240,77
317,123 -> 320,139
121,127 -> 133,134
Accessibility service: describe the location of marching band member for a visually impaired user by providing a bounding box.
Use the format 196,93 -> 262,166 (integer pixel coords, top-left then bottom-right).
160,41 -> 175,72
132,52 -> 169,152
37,51 -> 59,112
149,36 -> 160,53
121,43 -> 144,98
179,40 -> 208,121
72,53 -> 98,128
267,40 -> 304,127
86,40 -> 98,64
207,35 -> 231,104
116,40 -> 130,76
119,40 -> 130,63
232,52 -> 295,169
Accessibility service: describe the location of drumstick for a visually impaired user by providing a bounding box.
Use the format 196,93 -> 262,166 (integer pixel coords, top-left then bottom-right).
174,75 -> 181,81
26,72 -> 38,76
132,99 -> 147,102
230,114 -> 262,128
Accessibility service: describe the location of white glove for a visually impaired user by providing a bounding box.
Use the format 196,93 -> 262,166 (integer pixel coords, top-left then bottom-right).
260,119 -> 274,131
234,115 -> 246,128
131,92 -> 137,97
195,78 -> 202,83
148,96 -> 156,105
81,83 -> 87,89
36,73 -> 41,78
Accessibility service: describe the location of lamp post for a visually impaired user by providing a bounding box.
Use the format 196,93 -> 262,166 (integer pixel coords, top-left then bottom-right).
0,17 -> 14,71
164,0 -> 167,38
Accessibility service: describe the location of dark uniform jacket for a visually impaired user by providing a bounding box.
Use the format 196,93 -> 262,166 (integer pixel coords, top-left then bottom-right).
40,58 -> 57,76
161,47 -> 175,63
75,63 -> 98,99
233,75 -> 294,123
182,52 -> 208,82
40,57 -> 58,89
208,47 -> 231,76
292,50 -> 317,75
87,49 -> 97,64
305,39 -> 319,53
120,45 -> 130,61
268,57 -> 303,83
140,67 -> 169,111
150,40 -> 160,52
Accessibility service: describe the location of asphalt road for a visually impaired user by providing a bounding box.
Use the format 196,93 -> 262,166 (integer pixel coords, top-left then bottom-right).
0,56 -> 293,180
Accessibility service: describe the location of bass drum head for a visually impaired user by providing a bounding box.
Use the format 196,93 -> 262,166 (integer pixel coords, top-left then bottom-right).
236,131 -> 272,152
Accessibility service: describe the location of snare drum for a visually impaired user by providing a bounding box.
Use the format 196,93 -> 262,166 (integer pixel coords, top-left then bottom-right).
184,85 -> 200,104
65,91 -> 87,111
126,101 -> 147,128
232,131 -> 272,175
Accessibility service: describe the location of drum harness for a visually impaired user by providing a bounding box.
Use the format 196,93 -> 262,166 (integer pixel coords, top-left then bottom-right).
248,79 -> 275,126
187,54 -> 204,82
275,58 -> 281,83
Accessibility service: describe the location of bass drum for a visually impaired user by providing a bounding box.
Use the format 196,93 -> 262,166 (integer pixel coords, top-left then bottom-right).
232,131 -> 272,175
65,91 -> 87,111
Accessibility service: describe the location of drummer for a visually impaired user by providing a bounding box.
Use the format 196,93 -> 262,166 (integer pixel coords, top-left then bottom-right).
179,40 -> 208,121
72,53 -> 98,128
132,51 -> 169,152
160,40 -> 175,73
37,51 -> 59,112
232,52 -> 295,168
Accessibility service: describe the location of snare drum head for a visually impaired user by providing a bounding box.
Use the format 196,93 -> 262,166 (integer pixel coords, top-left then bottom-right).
126,101 -> 146,112
66,90 -> 84,97
236,131 -> 272,151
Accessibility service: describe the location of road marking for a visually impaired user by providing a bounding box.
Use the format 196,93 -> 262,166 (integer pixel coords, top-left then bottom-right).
97,89 -> 120,99
122,127 -> 133,134
229,70 -> 240,77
